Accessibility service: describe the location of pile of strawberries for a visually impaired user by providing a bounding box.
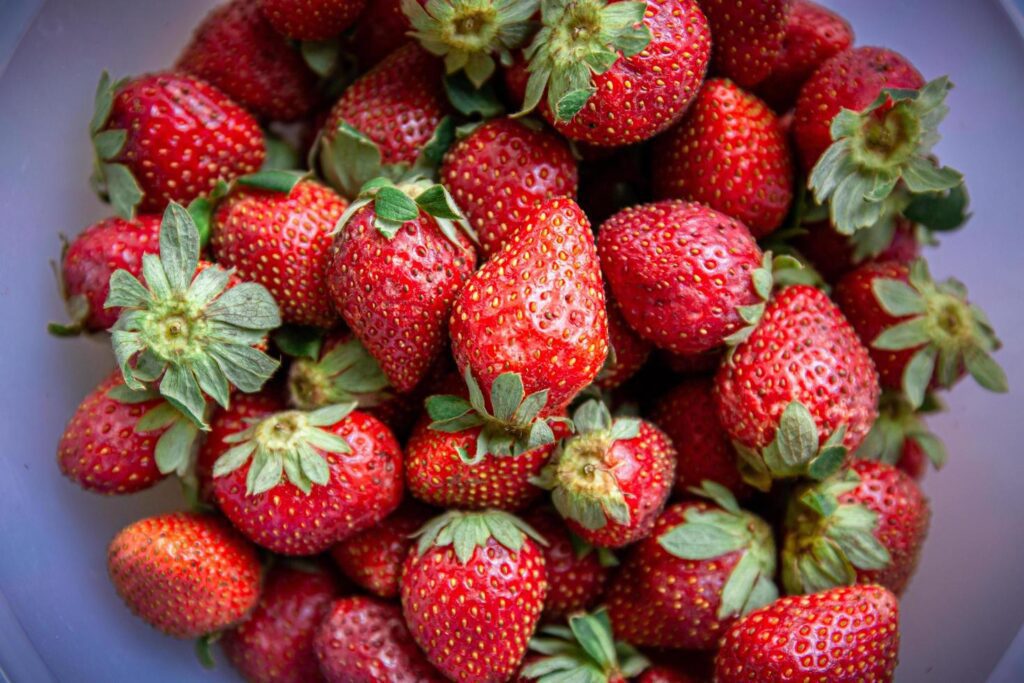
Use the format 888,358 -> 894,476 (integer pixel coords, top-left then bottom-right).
51,0 -> 1007,681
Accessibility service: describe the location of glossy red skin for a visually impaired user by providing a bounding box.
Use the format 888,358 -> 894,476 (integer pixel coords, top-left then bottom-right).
401,537 -> 548,682
606,502 -> 743,649
897,438 -> 926,481
105,73 -> 264,214
756,0 -> 855,111
212,180 -> 347,327
699,0 -> 788,88
328,208 -> 476,393
635,666 -> 702,683
222,565 -> 340,683
597,299 -> 653,390
57,371 -> 167,495
715,285 -> 880,453
178,0 -> 319,121
714,585 -> 900,683
323,44 -> 450,165
653,79 -> 794,238
107,512 -> 261,638
441,118 -> 579,259
650,377 -> 750,499
793,46 -> 924,170
60,216 -> 160,330
450,197 -> 608,413
598,200 -> 763,355
316,596 -> 446,683
212,410 -> 404,556
794,218 -> 919,284
348,0 -> 424,67
259,0 -> 366,40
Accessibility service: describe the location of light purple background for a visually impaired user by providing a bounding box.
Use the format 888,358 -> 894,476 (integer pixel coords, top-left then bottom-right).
1,1 -> 1023,681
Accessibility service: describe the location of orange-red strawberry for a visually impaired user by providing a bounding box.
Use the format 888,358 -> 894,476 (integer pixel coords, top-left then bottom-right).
713,585 -> 900,683
652,79 -> 794,238
178,0 -> 320,121
107,511 -> 261,638
520,609 -> 651,681
596,298 -> 653,390
698,0 -> 788,88
401,510 -> 548,681
259,0 -> 366,41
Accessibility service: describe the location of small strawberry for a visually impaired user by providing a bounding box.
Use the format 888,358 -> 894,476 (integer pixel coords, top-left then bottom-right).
854,391 -> 948,478
520,609 -> 650,682
652,79 -> 794,238
221,563 -> 341,683
698,0 -> 788,88
286,330 -> 391,410
596,298 -> 653,390
401,510 -> 548,681
605,483 -> 778,650
107,511 -> 261,638
793,217 -> 920,284
315,596 -> 446,683
348,0 -> 422,67
519,0 -> 711,146
259,0 -> 367,41
713,585 -> 900,683
441,117 -> 579,258
178,0 -> 320,121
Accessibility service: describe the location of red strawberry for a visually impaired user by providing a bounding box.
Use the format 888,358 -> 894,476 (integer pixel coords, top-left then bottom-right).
714,285 -> 880,489
348,0 -> 423,67
259,0 -> 366,41
441,117 -> 579,259
698,0 -> 788,88
401,510 -> 548,681
209,403 -> 404,555
895,439 -> 927,480
794,217 -> 920,284
597,298 -> 653,390
91,72 -> 264,218
315,596 -> 446,683
597,200 -> 765,355
652,79 -> 793,238
221,564 -> 341,683
107,512 -> 261,638
520,609 -> 651,681
713,585 -> 900,683
605,484 -> 778,650
178,0 -> 320,121
636,665 -> 702,683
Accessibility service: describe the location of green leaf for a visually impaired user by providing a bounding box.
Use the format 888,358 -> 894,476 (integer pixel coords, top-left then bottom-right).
206,282 -> 282,330
250,450 -> 284,495
90,71 -> 116,135
159,203 -> 201,293
609,417 -> 640,441
374,186 -> 420,226
304,427 -> 352,454
307,402 -> 357,427
658,519 -> 746,560
572,399 -> 611,435
873,279 -> 927,317
718,551 -> 759,619
490,372 -> 525,423
154,419 -> 199,476
159,364 -> 207,429
444,72 -> 505,117
237,170 -> 305,195
569,611 -> 617,670
775,402 -> 819,468
105,270 -> 151,309
416,116 -> 456,170
904,183 -> 970,232
102,163 -> 143,220
873,317 -> 931,351
320,123 -> 388,200
208,343 -> 281,393
106,384 -> 159,404
514,389 -> 549,425
301,38 -> 341,77
262,134 -> 301,173
274,325 -> 324,360
913,432 -> 949,469
213,441 -> 257,478
135,402 -> 181,433
555,87 -> 595,121
192,353 -> 231,409
902,346 -> 939,409
808,448 -> 846,480
93,129 -> 126,161
901,157 -> 962,193
964,346 -> 1009,393
298,445 -> 331,485
415,184 -> 464,220
186,265 -> 231,309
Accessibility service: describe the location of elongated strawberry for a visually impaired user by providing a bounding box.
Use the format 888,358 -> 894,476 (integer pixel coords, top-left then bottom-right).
652,79 -> 794,238
521,609 -> 650,682
714,585 -> 900,683
855,391 -> 948,477
605,483 -> 778,650
519,0 -> 710,146
259,0 -> 366,40
597,299 -> 653,390
698,0 -> 787,88
401,510 -> 548,681
107,512 -> 261,638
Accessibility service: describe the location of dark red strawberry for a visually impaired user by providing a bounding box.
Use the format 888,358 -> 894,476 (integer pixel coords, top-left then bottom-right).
698,0 -> 788,88
520,609 -> 651,681
794,217 -> 920,284
259,0 -> 366,40
597,298 -> 653,390
577,145 -> 652,226
348,0 -> 423,67
662,348 -> 723,376
635,665 -> 702,683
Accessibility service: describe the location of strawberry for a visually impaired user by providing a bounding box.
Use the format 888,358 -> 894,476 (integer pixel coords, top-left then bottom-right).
605,483 -> 778,650
596,298 -> 653,390
597,200 -> 765,355
209,402 -> 404,555
854,391 -> 948,478
713,584 -> 900,683
48,215 -> 160,335
107,511 -> 261,638
178,0 -> 320,121
326,179 -> 476,393
211,174 -> 348,327
90,72 -> 264,218
520,609 -> 650,681
286,330 -> 391,410
714,285 -> 880,489
536,399 -> 675,548
315,596 -> 446,683
519,0 -> 711,146
635,665 -> 702,683
348,0 -> 422,67
793,217 -> 920,284
440,117 -> 579,259
652,79 -> 793,238
698,0 -> 788,88
401,510 -> 548,681
259,0 -> 367,41
221,563 -> 341,683
834,259 -> 1006,407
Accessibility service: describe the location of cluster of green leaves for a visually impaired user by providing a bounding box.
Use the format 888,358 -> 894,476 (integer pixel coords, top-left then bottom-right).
89,71 -> 142,220
856,391 -> 948,471
414,509 -> 547,564
523,609 -> 649,683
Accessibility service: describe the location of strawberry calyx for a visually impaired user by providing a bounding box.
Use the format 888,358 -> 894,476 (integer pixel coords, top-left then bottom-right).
413,509 -> 546,564
522,608 -> 649,682
658,481 -> 779,619
47,235 -> 92,337
855,391 -> 948,471
724,252 -> 781,349
287,336 -> 391,410
89,71 -> 144,220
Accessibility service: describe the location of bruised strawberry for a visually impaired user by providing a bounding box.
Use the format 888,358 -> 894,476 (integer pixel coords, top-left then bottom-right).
597,299 -> 653,390
698,0 -> 788,88
259,0 -> 366,41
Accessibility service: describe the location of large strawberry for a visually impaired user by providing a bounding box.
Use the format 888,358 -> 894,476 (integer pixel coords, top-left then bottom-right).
596,298 -> 653,390
401,510 -> 548,681
605,483 -> 778,650
854,391 -> 948,477
652,79 -> 794,238
698,0 -> 788,88
90,72 -> 264,218
107,512 -> 261,638
519,0 -> 711,146
259,0 -> 366,41
714,585 -> 900,683
520,609 -> 650,682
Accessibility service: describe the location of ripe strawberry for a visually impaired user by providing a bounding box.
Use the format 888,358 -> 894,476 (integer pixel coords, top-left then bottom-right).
794,217 -> 920,284
401,510 -> 548,681
596,298 -> 653,390
519,0 -> 711,146
209,403 -> 404,555
698,0 -> 788,88
652,78 -> 794,238
221,563 -> 341,683
107,512 -> 261,638
315,596 -> 446,683
348,0 -> 422,67
714,585 -> 900,682
635,665 -> 702,683
440,117 -> 579,259
178,0 -> 320,121
714,285 -> 880,489
597,200 -> 765,355
521,609 -> 650,681
90,72 -> 264,218
605,484 -> 778,650
259,0 -> 366,41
